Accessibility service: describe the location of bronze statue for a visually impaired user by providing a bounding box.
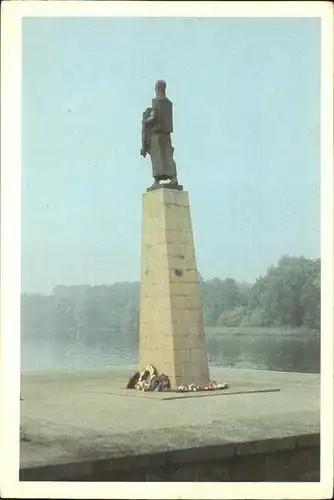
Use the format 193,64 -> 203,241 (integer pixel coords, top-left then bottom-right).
140,80 -> 179,188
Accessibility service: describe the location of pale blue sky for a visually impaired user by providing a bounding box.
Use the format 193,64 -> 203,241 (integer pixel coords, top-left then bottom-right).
22,17 -> 320,294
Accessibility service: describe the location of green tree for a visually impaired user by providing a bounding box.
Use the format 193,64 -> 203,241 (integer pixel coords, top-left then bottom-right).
217,305 -> 246,327
300,261 -> 320,330
201,277 -> 242,326
246,256 -> 320,328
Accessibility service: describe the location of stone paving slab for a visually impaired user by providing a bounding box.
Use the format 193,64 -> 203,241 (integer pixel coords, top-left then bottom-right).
20,367 -> 320,470
88,385 -> 281,400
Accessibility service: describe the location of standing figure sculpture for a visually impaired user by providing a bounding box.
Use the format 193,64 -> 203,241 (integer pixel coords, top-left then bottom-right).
140,80 -> 179,188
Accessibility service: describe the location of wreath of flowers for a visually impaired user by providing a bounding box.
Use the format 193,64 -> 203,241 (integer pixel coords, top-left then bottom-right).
135,364 -> 157,391
127,365 -> 171,392
127,365 -> 228,393
174,380 -> 228,392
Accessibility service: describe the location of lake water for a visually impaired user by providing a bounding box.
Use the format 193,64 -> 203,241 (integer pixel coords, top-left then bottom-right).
206,333 -> 320,373
21,329 -> 320,373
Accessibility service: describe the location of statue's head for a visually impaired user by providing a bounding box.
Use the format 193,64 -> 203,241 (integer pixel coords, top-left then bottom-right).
155,80 -> 167,97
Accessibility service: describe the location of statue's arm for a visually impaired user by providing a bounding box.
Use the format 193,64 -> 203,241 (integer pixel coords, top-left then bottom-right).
140,107 -> 157,157
145,108 -> 157,124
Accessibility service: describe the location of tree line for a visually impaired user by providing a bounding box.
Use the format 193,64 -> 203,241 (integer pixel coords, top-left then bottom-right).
21,255 -> 320,341
202,256 -> 320,330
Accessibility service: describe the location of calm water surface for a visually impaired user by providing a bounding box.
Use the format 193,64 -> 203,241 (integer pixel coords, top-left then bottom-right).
21,329 -> 320,373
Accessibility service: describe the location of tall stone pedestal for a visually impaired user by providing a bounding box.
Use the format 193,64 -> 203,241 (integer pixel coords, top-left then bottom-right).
139,187 -> 210,388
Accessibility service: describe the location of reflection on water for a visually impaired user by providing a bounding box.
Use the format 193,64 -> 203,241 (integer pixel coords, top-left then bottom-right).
207,334 -> 320,373
21,329 -> 320,373
21,336 -> 137,371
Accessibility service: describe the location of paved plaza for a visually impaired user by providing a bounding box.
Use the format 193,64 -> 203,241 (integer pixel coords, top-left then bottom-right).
20,366 -> 320,470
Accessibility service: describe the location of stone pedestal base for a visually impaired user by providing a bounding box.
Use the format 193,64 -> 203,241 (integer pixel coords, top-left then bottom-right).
139,188 -> 210,388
